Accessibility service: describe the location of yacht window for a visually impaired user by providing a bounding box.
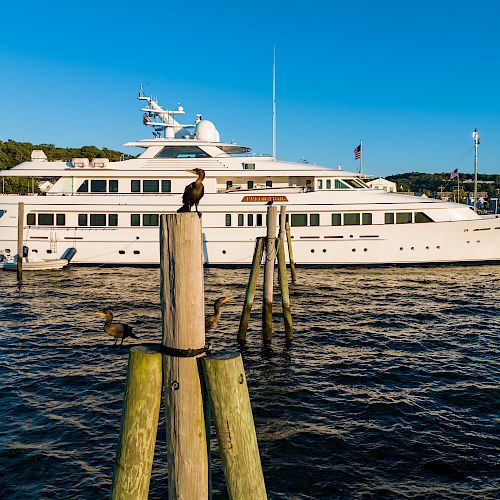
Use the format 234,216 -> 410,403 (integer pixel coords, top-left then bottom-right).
225,214 -> 232,227
108,214 -> 118,226
415,212 -> 434,223
109,180 -> 119,193
317,180 -> 323,190
131,180 -> 141,193
385,213 -> 395,224
38,214 -> 54,225
248,214 -> 254,226
256,214 -> 263,226
326,179 -> 332,190
344,213 -> 360,225
131,214 -> 140,226
266,180 -> 273,188
331,213 -> 341,226
143,180 -> 159,193
155,146 -> 211,158
78,214 -> 88,226
362,213 -> 372,225
90,214 -> 107,226
91,180 -> 107,193
27,213 -> 35,225
291,214 -> 308,227
310,214 -> 320,226
161,180 -> 171,193
56,214 -> 66,226
238,214 -> 244,227
247,181 -> 254,189
396,212 -> 412,224
227,181 -> 233,189
143,214 -> 159,226
335,179 -> 350,189
77,180 -> 89,193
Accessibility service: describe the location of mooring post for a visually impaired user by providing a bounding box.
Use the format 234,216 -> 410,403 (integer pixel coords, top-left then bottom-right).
111,346 -> 162,500
201,352 -> 267,500
262,205 -> 277,343
17,202 -> 24,282
237,237 -> 265,343
160,213 -> 208,499
285,222 -> 297,283
277,235 -> 293,341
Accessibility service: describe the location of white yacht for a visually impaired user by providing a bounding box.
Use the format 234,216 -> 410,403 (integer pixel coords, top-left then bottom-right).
1,91 -> 499,266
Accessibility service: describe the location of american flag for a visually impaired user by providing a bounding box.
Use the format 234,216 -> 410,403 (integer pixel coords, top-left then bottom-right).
450,168 -> 459,180
354,144 -> 361,160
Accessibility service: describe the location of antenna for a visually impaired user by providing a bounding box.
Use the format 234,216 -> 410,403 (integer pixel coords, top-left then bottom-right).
273,46 -> 276,161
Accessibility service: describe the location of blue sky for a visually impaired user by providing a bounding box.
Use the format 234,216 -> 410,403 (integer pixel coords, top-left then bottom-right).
1,0 -> 499,176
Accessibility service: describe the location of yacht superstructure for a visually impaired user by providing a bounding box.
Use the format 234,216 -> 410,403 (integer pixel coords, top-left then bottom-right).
1,92 -> 499,266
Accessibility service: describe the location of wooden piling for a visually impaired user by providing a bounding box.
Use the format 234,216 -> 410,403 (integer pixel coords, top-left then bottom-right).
17,202 -> 24,281
201,352 -> 267,500
237,237 -> 265,343
262,205 -> 277,343
160,213 -> 208,499
285,222 -> 297,283
277,236 -> 293,341
111,346 -> 162,500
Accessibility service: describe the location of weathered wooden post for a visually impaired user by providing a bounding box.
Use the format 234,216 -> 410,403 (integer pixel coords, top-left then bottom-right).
160,213 -> 208,499
262,205 -> 277,343
285,222 -> 297,283
202,352 -> 267,500
237,237 -> 265,343
17,202 -> 24,281
111,346 -> 162,500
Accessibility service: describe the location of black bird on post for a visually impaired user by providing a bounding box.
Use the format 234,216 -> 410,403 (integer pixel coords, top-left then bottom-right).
96,311 -> 138,346
177,168 -> 205,216
205,297 -> 232,333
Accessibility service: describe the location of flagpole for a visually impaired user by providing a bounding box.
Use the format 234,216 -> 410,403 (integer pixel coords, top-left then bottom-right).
473,128 -> 479,212
272,46 -> 276,161
457,173 -> 460,203
359,140 -> 363,176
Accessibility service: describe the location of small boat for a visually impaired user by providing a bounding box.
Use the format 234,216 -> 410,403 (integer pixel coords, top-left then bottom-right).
0,247 -> 76,271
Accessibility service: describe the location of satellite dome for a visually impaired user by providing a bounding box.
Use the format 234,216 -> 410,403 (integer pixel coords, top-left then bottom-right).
195,120 -> 220,142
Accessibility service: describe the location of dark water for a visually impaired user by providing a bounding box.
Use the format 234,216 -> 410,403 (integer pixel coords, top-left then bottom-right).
0,265 -> 499,499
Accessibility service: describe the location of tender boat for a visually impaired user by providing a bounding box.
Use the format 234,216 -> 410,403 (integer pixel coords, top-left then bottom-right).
0,91 -> 498,266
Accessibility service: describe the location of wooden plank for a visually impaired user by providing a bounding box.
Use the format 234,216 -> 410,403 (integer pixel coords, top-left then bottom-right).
277,236 -> 293,341
17,202 -> 24,281
202,352 -> 267,500
160,213 -> 208,499
262,206 -> 277,343
111,346 -> 162,500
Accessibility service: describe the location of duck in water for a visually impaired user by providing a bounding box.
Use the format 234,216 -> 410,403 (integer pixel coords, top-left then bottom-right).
205,297 -> 233,333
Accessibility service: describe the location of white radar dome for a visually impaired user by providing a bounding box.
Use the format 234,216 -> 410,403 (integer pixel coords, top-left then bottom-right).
195,120 -> 220,142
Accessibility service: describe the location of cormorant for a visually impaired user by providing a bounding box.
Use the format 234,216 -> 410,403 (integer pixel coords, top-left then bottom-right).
205,297 -> 232,332
177,168 -> 205,215
96,311 -> 138,346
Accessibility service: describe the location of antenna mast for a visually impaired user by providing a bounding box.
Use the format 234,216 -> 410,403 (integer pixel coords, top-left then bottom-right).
273,46 -> 276,161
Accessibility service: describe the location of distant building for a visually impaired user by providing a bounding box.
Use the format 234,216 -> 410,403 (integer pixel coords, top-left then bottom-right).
366,177 -> 397,193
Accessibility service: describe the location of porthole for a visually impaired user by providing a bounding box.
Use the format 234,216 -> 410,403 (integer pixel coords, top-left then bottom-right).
436,246 -> 440,249
400,247 -> 403,251
352,248 -> 356,252
133,250 -> 140,255
426,246 -> 429,250
311,249 -> 315,253
411,246 -> 414,250
363,248 -> 368,252
349,235 -> 354,238
222,250 -> 226,254
464,229 -> 469,232
119,250 -> 125,255
135,236 -> 140,240
477,240 -> 480,243
467,241 -> 470,244
46,249 -> 52,254
322,249 -> 326,253
32,249 -> 38,253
